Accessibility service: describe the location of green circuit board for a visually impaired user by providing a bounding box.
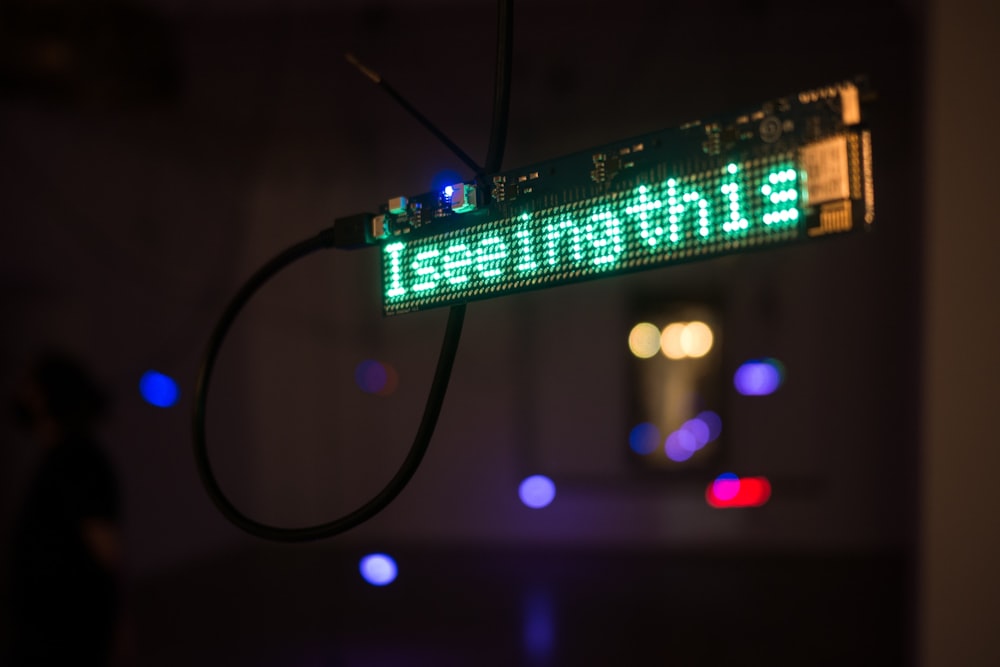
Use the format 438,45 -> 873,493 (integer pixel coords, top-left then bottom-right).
371,80 -> 874,315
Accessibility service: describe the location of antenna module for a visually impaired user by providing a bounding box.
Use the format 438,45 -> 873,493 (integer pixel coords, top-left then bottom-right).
350,79 -> 874,316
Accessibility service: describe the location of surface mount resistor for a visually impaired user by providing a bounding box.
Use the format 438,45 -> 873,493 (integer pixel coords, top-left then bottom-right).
371,214 -> 387,239
591,153 -> 607,183
492,175 -> 507,202
388,196 -> 408,214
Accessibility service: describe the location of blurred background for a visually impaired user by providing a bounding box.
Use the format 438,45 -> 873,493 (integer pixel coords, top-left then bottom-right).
1,0 -> 996,664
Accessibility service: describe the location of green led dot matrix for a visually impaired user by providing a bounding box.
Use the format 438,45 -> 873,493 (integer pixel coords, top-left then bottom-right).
374,80 -> 874,315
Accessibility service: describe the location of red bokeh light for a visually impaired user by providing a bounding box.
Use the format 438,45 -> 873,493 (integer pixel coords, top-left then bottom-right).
705,476 -> 771,508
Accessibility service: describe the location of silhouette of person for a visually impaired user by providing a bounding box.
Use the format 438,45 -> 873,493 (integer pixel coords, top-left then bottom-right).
8,352 -> 121,666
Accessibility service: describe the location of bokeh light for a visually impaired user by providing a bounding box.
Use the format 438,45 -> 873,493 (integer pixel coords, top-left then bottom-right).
712,473 -> 741,501
377,362 -> 400,397
519,475 -> 556,509
680,418 -> 711,447
665,430 -> 697,462
629,422 -> 661,455
678,429 -> 700,454
523,591 -> 555,660
680,321 -> 714,358
696,410 -> 723,442
139,370 -> 179,408
355,359 -> 399,396
359,553 -> 398,586
660,321 -> 715,359
706,475 -> 772,508
628,322 -> 661,358
660,322 -> 687,359
355,360 -> 386,393
733,358 -> 785,396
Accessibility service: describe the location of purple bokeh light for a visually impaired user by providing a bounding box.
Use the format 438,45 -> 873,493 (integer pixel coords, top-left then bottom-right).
355,360 -> 388,394
519,475 -> 556,509
359,553 -> 398,586
696,410 -> 723,442
665,430 -> 697,462
733,358 -> 785,396
680,418 -> 711,448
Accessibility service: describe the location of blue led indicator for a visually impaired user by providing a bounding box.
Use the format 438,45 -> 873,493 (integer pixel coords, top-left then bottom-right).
431,169 -> 463,192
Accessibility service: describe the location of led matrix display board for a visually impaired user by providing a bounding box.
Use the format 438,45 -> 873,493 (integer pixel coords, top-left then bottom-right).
372,81 -> 874,315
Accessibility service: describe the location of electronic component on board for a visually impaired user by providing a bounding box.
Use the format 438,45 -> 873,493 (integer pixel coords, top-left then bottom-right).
388,196 -> 408,214
445,183 -> 478,214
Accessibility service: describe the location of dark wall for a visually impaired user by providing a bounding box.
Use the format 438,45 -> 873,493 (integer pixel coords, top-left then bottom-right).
920,0 -> 1000,663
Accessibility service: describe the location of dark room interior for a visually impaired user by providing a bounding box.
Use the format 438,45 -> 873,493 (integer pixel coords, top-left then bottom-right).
1,0 -> 997,665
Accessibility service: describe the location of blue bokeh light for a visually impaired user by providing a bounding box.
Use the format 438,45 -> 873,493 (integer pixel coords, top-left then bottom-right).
355,360 -> 388,394
519,475 -> 556,509
139,370 -> 179,408
734,358 -> 784,396
523,591 -> 555,660
629,422 -> 661,455
359,553 -> 398,586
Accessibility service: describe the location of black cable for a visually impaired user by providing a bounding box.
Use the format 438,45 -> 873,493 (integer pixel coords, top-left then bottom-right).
192,227 -> 466,540
192,0 -> 514,541
345,53 -> 483,176
484,0 -> 513,175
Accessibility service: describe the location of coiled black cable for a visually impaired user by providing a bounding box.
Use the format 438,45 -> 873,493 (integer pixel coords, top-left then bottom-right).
192,0 -> 513,541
